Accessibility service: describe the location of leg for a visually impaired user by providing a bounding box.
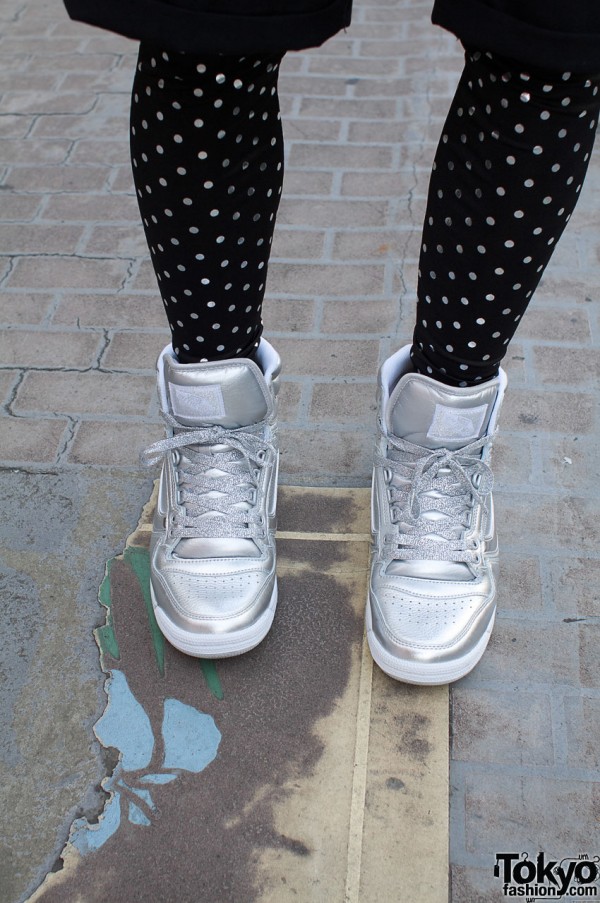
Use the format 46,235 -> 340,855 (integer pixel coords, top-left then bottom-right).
368,50 -> 600,683
133,47 -> 284,656
413,49 -> 600,386
130,45 -> 284,363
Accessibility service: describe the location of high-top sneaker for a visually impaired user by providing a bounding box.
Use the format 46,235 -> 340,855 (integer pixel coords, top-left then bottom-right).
141,340 -> 280,658
367,345 -> 507,685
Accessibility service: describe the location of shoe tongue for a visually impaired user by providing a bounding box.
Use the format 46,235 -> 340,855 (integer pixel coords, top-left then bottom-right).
164,357 -> 269,428
388,373 -> 498,451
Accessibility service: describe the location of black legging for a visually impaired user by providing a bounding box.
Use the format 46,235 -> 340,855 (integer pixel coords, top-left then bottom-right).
130,46 -> 284,364
412,49 -> 600,385
130,44 -> 600,383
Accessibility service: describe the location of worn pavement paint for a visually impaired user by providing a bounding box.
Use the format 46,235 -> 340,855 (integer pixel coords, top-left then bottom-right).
69,669 -> 221,854
0,470 -> 154,903
33,487 -> 364,903
123,545 -> 165,676
31,486 -> 449,902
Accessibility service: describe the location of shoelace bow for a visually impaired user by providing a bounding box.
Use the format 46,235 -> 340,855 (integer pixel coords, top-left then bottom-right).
378,434 -> 494,563
141,412 -> 275,539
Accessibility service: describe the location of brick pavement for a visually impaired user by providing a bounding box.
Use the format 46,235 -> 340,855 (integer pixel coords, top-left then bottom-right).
1,0 -> 599,900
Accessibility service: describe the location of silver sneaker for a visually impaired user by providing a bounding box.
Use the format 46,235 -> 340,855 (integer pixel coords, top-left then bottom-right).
141,340 -> 280,658
367,345 -> 507,685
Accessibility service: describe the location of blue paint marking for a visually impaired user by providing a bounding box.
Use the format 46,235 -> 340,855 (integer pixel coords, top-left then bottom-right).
140,773 -> 178,785
128,802 -> 151,826
72,793 -> 122,854
162,699 -> 222,773
95,671 -> 154,771
70,671 -> 221,854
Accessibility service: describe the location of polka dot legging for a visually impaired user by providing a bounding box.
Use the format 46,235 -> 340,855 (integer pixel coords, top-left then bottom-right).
412,49 -> 600,385
130,45 -> 600,384
130,45 -> 284,364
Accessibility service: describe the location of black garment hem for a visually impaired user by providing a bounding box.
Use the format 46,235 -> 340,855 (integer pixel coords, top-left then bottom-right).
63,0 -> 352,54
432,0 -> 600,73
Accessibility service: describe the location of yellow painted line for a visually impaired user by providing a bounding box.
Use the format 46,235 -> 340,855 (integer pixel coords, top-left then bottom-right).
344,626 -> 374,903
277,531 -> 371,542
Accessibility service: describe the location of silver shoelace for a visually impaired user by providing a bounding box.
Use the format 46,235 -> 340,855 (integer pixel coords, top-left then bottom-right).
377,434 -> 494,563
141,413 -> 275,540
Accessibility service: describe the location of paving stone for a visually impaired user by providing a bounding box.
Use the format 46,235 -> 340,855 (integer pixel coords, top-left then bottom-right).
14,370 -> 155,417
0,292 -> 55,325
108,165 -> 136,192
69,420 -> 160,466
0,138 -> 72,165
452,689 -> 554,766
564,695 -> 600,770
7,256 -> 131,290
0,192 -> 44,221
262,297 -> 316,333
67,140 -> 132,167
341,171 -> 418,197
495,554 -> 544,614
0,415 -> 68,463
321,298 -> 399,333
6,164 -> 109,192
51,294 -> 167,328
267,261 -> 386,296
495,493 -> 600,554
278,197 -> 389,227
0,223 -> 84,255
283,119 -> 342,142
548,558 -> 600,617
288,141 -> 393,169
279,427 -> 373,483
516,306 -> 592,343
502,389 -> 596,434
271,228 -> 326,260
464,772 -> 596,855
274,338 -> 380,377
41,193 -> 140,222
352,76 -> 414,97
468,619 -> 580,687
82,224 -> 149,258
500,346 -> 526,384
310,381 -> 377,425
0,115 -> 33,138
540,435 -> 600,496
451,865 -> 511,903
276,380 -> 302,422
102,331 -> 170,370
579,624 -> 600,689
332,229 -> 407,260
492,433 -> 533,488
532,345 -> 600,386
279,74 -> 349,96
0,329 -> 101,369
0,369 -> 20,405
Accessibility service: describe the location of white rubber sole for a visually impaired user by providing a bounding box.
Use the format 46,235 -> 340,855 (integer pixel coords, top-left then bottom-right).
152,581 -> 278,659
365,598 -> 495,686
